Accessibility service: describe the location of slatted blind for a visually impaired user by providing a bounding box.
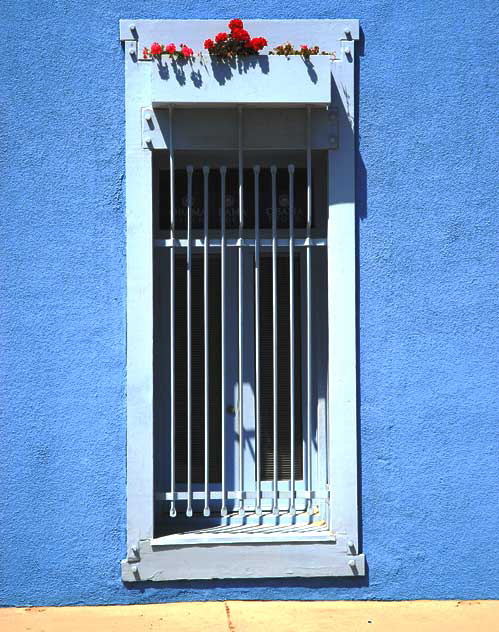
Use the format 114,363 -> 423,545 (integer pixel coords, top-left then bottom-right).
172,252 -> 303,484
259,255 -> 303,481
174,255 -> 222,484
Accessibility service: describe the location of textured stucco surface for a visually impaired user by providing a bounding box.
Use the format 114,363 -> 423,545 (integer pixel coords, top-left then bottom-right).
1,0 -> 498,606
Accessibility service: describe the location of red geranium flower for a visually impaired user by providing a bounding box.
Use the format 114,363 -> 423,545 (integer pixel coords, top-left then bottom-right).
215,32 -> 228,43
165,43 -> 176,54
181,45 -> 194,57
250,37 -> 267,51
150,42 -> 163,56
142,47 -> 149,59
232,28 -> 250,42
228,18 -> 244,31
204,38 -> 214,50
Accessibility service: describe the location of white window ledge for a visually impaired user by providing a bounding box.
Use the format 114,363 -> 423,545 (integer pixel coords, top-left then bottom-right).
122,538 -> 365,581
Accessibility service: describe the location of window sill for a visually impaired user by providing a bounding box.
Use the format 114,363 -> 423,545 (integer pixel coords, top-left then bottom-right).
150,520 -> 336,546
121,537 -> 365,581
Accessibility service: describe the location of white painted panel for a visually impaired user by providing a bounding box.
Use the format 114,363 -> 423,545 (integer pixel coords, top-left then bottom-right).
125,53 -> 154,548
328,45 -> 359,548
150,56 -> 331,105
119,19 -> 360,46
122,539 -> 365,580
143,108 -> 331,150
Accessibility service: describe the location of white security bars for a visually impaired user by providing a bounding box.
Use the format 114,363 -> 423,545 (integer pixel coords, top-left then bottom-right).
154,106 -> 327,525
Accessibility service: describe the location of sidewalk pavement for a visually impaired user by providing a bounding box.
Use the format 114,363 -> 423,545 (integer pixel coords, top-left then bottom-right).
1,600 -> 497,631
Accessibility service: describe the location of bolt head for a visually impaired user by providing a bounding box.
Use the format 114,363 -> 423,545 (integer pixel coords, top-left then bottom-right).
144,112 -> 152,121
344,28 -> 351,37
144,136 -> 152,145
345,47 -> 351,55
129,46 -> 135,56
348,559 -> 356,568
130,24 -> 136,32
131,565 -> 138,573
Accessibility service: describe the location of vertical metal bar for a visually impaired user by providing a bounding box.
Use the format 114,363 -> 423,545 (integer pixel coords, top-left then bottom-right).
169,106 -> 176,518
288,164 -> 296,516
203,165 -> 210,517
271,164 -> 279,515
253,164 -> 262,516
237,107 -> 244,516
220,166 -> 228,517
186,165 -> 194,517
306,106 -> 313,514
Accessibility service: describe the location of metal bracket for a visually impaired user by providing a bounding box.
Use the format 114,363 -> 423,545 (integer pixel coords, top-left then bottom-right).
340,41 -> 354,62
142,108 -> 157,149
125,39 -> 137,61
127,541 -> 141,563
328,107 -> 339,150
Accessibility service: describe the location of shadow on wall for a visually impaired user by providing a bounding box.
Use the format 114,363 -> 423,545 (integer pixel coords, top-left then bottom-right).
123,571 -> 370,594
155,54 -> 324,88
355,26 -> 366,559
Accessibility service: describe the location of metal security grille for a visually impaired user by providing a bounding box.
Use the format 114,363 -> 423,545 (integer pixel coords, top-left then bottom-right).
170,254 -> 303,486
153,106 -> 328,529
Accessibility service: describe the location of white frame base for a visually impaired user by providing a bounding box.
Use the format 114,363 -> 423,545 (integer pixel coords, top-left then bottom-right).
122,538 -> 365,581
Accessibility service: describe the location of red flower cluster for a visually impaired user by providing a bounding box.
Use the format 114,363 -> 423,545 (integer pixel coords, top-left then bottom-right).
142,20 -> 268,62
142,42 -> 194,60
228,18 -> 243,30
204,19 -> 268,57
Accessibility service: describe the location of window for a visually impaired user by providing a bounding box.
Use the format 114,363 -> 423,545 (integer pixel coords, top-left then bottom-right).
121,19 -> 364,580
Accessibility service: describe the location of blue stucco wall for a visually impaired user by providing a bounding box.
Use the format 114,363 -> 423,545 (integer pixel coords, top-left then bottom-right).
1,1 -> 498,606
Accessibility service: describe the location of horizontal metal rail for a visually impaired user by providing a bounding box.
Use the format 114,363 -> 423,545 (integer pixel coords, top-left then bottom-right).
152,533 -> 335,546
154,238 -> 326,248
156,490 -> 329,501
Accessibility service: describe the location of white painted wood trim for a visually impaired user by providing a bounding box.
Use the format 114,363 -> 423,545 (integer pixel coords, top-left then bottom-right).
122,539 -> 365,581
119,19 -> 360,46
122,18 -> 361,578
327,41 -> 359,550
125,44 -> 154,549
149,56 -> 332,106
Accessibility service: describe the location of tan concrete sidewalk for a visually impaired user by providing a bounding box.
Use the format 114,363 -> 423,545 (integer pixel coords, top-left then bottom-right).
1,600 -> 498,632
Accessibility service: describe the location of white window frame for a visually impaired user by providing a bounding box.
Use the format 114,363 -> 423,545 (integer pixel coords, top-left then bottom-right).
120,18 -> 363,581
